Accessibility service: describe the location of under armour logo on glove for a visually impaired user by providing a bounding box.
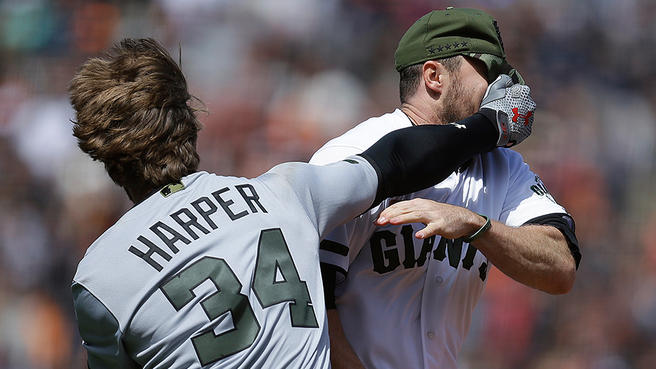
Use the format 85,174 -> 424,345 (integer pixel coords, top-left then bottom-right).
479,74 -> 536,147
512,107 -> 533,126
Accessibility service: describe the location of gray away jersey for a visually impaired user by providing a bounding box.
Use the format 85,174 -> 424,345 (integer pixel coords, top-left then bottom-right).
310,109 -> 571,369
72,157 -> 377,369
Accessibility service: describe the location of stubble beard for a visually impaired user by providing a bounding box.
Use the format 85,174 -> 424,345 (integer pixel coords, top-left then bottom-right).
437,73 -> 481,125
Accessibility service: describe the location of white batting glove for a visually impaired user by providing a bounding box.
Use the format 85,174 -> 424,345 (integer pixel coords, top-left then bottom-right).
480,74 -> 536,147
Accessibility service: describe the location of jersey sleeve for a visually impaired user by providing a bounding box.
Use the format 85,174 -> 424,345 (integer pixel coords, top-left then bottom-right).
318,210 -> 379,278
499,150 -> 569,226
72,283 -> 138,369
309,144 -> 378,277
260,156 -> 378,240
310,144 -> 364,165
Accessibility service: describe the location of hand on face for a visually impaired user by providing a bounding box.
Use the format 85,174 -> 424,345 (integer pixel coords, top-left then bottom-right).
480,74 -> 536,147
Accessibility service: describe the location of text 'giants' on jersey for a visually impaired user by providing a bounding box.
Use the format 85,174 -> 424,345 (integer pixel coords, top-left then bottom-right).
369,224 -> 489,281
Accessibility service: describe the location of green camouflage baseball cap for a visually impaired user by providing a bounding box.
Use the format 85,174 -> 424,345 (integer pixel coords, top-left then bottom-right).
394,7 -> 524,84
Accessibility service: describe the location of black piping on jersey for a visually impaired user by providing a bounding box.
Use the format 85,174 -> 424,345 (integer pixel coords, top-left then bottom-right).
523,212 -> 581,269
320,239 -> 349,256
320,262 -> 345,310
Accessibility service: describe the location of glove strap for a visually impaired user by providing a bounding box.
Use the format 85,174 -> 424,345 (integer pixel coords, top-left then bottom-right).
495,110 -> 510,146
479,108 -> 509,147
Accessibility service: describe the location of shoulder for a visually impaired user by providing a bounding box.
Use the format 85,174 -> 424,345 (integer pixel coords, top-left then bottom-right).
499,148 -> 528,165
483,147 -> 526,163
480,148 -> 530,173
310,109 -> 411,165
72,227 -> 144,325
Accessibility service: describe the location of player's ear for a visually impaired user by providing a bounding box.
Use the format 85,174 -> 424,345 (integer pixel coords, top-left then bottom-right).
422,60 -> 448,96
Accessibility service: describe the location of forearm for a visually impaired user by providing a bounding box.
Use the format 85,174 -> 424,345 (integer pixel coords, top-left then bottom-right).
360,112 -> 496,206
473,220 -> 576,294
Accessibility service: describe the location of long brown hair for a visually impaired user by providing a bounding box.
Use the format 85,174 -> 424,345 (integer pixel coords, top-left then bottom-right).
69,38 -> 201,194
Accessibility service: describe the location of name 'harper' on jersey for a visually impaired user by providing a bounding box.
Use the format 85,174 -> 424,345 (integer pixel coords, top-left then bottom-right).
128,183 -> 267,272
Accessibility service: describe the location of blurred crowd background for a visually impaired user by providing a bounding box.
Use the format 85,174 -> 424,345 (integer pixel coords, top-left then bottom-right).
1,0 -> 656,368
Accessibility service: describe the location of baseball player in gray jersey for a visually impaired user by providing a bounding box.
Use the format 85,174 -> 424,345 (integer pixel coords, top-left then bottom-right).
69,38 -> 535,368
310,8 -> 581,369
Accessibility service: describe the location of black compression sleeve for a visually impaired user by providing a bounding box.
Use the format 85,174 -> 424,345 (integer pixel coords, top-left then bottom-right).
358,111 -> 497,206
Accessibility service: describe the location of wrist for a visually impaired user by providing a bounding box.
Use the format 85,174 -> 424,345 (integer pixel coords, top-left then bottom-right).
463,213 -> 491,243
462,111 -> 497,149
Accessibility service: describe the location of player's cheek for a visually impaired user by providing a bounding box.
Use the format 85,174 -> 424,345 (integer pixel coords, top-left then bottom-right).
475,81 -> 488,106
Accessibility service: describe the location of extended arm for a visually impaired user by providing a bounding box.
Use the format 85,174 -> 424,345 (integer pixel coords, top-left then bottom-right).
361,74 -> 535,207
376,199 -> 578,294
283,75 -> 535,238
360,113 -> 495,206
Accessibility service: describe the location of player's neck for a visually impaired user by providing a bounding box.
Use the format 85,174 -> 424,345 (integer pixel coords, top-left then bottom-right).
400,103 -> 442,126
125,185 -> 158,205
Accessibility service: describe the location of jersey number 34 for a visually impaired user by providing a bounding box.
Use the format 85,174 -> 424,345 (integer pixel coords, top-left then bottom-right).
160,228 -> 318,366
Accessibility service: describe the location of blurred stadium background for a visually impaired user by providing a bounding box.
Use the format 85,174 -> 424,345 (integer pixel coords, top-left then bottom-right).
1,0 -> 656,368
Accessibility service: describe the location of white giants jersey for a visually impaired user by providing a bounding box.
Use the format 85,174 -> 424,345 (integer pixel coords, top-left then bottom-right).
309,109 -> 569,369
72,157 -> 378,369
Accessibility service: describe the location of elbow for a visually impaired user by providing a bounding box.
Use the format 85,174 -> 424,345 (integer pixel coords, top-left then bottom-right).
549,274 -> 575,295
545,261 -> 577,295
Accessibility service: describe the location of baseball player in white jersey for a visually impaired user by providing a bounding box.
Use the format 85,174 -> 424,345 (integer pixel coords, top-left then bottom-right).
68,38 -> 536,368
310,8 -> 581,369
